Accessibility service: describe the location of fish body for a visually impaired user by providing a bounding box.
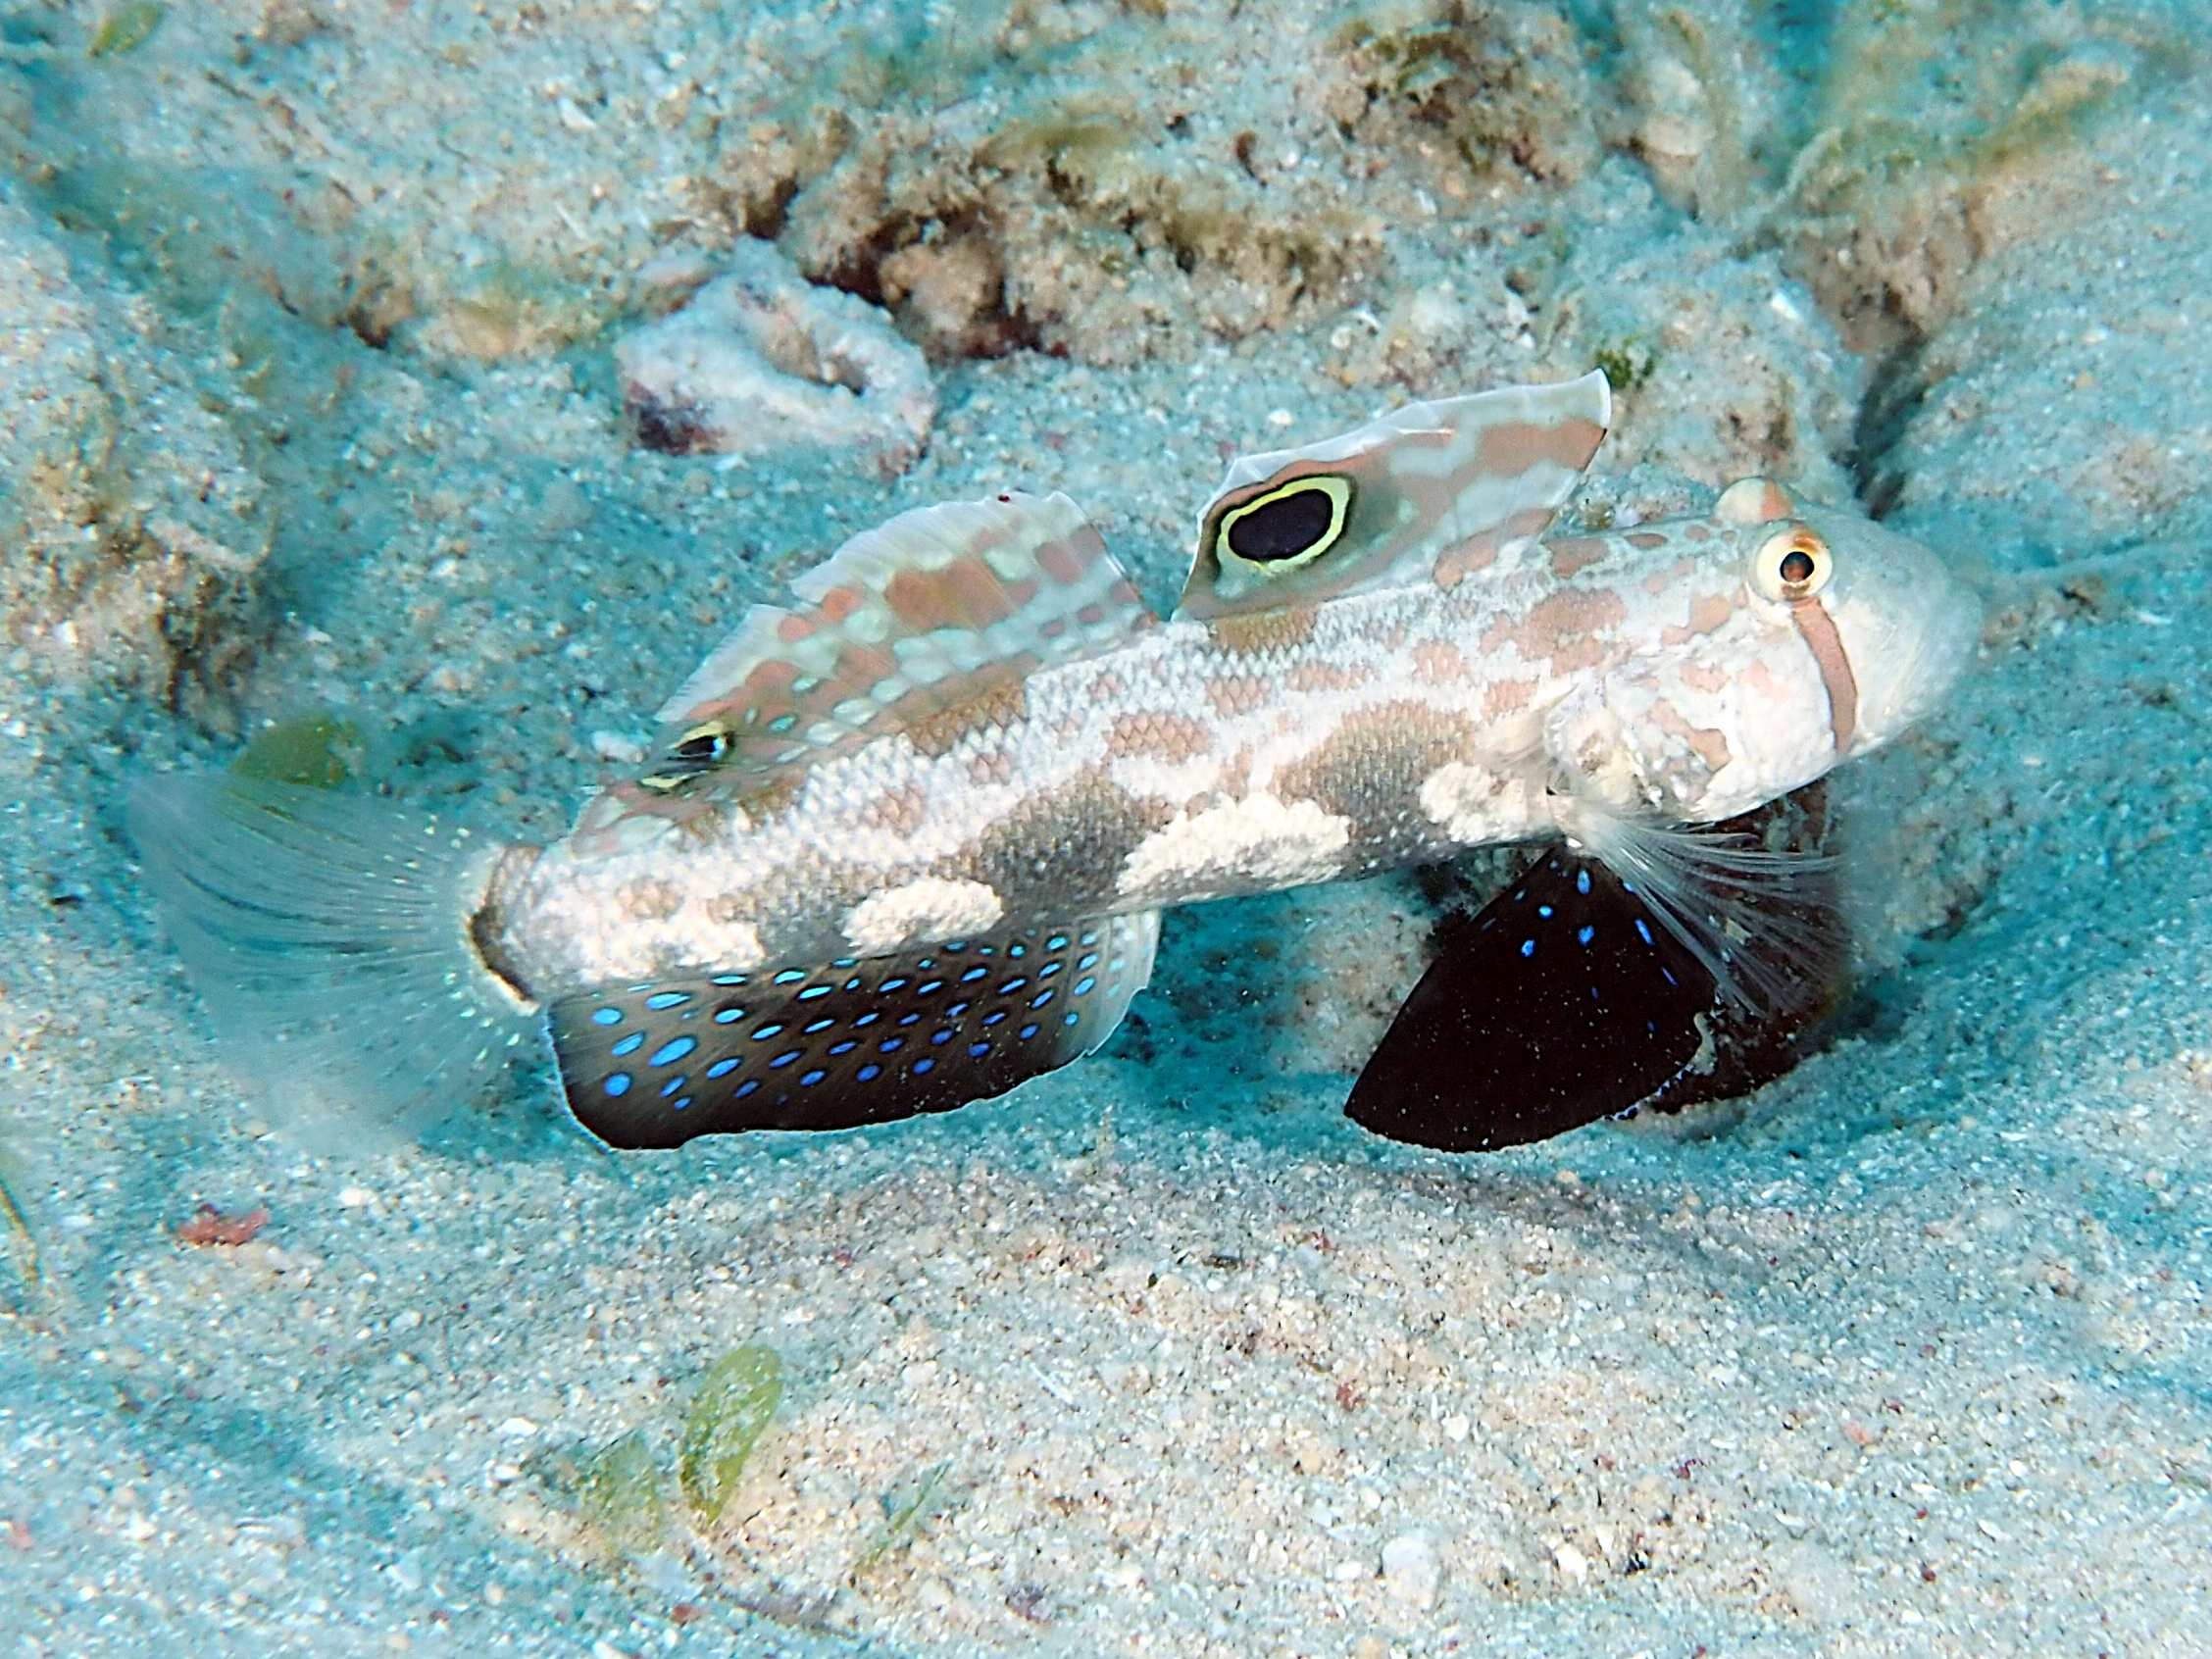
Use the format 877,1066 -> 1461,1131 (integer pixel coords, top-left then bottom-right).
132,372 -> 1979,1152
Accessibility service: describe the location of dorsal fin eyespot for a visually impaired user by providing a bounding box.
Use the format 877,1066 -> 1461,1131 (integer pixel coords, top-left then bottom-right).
1179,372 -> 1613,623
1216,475 -> 1354,569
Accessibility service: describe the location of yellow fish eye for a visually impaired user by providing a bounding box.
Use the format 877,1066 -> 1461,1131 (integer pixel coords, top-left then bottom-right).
1215,475 -> 1353,573
1750,525 -> 1834,604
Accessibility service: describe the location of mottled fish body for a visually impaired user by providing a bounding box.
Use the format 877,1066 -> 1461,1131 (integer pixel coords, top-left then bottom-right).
132,372 -> 1979,1153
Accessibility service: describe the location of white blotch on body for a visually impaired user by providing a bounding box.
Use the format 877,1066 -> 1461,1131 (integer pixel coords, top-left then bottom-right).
1418,762 -> 1532,843
843,877 -> 1005,956
517,877 -> 767,984
1117,794 -> 1349,902
673,911 -> 767,974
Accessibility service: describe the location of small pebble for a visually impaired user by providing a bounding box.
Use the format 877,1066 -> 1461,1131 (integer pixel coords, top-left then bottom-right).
1382,1533 -> 1440,1609
1552,1540 -> 1588,1584
590,729 -> 648,765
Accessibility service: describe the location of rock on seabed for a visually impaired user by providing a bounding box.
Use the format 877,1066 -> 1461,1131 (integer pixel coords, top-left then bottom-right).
614,238 -> 936,478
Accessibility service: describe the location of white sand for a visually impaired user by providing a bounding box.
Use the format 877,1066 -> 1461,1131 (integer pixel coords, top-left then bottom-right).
2,3 -> 2208,1655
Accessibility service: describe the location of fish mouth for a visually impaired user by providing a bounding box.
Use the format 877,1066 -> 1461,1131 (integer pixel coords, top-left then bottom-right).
1849,568 -> 1981,751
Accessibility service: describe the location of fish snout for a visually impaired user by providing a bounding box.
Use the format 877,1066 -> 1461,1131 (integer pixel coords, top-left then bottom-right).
1797,507 -> 1980,755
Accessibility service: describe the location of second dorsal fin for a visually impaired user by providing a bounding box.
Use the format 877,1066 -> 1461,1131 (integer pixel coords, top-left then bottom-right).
1177,372 -> 1610,623
578,492 -> 1153,844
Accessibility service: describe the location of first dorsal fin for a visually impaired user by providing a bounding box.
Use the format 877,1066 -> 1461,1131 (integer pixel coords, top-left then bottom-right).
576,492 -> 1153,846
1177,372 -> 1610,623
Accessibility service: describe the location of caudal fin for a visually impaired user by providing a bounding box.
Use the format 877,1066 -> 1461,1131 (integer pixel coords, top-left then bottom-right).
128,775 -> 541,1151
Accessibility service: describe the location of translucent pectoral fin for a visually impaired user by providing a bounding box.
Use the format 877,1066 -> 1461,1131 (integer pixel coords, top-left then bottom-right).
551,913 -> 1159,1149
128,774 -> 539,1153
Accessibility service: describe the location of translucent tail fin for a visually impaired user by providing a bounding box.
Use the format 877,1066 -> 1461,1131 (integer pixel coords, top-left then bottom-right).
128,775 -> 541,1151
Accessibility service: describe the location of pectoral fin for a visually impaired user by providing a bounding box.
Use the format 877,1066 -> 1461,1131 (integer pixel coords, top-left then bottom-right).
1347,789 -> 1846,1153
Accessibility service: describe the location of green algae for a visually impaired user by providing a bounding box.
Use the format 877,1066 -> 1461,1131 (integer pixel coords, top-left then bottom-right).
528,1429 -> 672,1555
679,1343 -> 783,1521
1327,1 -> 1597,182
87,2 -> 163,58
527,1342 -> 784,1557
855,1458 -> 953,1574
427,261 -> 611,362
1795,3 -> 2175,221
1590,340 -> 1658,394
228,713 -> 370,790
0,1141 -> 44,1308
571,1430 -> 670,1550
1602,0 -> 2182,243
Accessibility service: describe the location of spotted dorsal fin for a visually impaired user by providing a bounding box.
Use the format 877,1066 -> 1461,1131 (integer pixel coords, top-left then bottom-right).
576,492 -> 1153,846
1176,372 -> 1611,623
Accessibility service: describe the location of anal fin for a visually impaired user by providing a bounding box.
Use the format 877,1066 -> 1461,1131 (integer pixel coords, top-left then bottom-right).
552,913 -> 1159,1149
1348,787 -> 1846,1153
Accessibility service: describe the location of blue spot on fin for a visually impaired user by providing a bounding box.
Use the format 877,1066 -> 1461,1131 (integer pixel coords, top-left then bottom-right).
1346,783 -> 1848,1152
549,911 -> 1161,1149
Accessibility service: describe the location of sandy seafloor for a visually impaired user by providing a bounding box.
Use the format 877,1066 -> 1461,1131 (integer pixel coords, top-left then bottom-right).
3,1 -> 2211,1655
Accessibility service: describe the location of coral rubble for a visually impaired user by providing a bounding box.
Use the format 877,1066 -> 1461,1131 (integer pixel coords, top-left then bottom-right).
615,239 -> 936,478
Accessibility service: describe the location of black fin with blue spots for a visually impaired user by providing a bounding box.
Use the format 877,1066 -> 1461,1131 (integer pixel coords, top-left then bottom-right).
550,913 -> 1159,1149
1347,788 -> 1846,1153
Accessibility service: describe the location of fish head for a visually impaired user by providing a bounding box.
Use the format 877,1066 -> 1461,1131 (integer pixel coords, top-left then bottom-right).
1549,481 -> 1980,824
1782,500 -> 1982,755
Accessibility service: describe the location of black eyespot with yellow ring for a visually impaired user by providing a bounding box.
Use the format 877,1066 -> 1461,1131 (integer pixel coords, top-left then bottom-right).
1749,524 -> 1834,604
1216,475 -> 1353,573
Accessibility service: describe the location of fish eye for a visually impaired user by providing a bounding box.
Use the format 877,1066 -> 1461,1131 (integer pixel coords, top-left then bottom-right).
1750,526 -> 1834,604
1215,475 -> 1353,571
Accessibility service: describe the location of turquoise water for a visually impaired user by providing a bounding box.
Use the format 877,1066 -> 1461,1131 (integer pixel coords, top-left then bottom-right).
2,3 -> 2209,1654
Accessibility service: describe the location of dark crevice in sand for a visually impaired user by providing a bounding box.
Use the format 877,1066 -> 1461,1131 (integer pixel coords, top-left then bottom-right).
1845,328 -> 1933,522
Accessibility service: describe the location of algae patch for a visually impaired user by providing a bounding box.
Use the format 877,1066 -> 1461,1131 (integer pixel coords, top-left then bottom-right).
1589,339 -> 1658,393
557,1429 -> 672,1552
0,1138 -> 45,1309
228,713 -> 371,790
87,2 -> 163,58
855,1458 -> 953,1574
680,1342 -> 784,1521
525,1340 -> 783,1565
